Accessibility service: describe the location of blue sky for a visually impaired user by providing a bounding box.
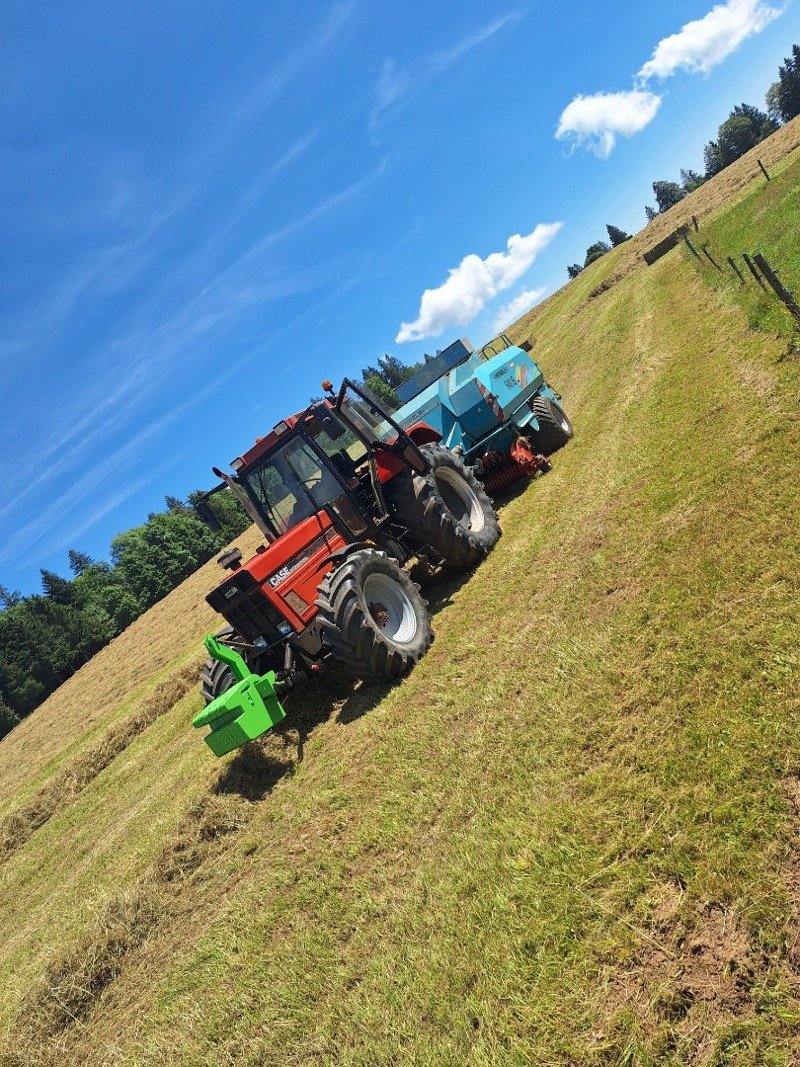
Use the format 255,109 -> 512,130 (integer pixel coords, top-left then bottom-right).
2,0 -> 798,595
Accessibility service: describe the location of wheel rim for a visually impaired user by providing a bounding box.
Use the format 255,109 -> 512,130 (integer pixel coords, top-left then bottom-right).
363,572 -> 419,644
434,468 -> 486,532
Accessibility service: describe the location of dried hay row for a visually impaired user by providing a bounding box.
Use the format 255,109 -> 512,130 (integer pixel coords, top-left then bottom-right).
0,660 -> 203,860
0,745 -> 293,1067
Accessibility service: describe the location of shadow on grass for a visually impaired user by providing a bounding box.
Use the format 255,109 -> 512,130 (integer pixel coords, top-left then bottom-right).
213,742 -> 293,801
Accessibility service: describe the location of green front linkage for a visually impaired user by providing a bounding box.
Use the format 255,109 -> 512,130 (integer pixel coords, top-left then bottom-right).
192,634 -> 287,757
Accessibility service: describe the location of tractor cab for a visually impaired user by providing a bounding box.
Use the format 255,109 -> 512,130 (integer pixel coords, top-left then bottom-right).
197,380 -> 433,553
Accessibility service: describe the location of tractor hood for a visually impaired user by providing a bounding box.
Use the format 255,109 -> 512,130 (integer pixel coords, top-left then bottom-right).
208,512 -> 347,634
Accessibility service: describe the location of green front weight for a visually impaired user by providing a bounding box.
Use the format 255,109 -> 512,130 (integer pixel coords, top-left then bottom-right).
192,634 -> 287,757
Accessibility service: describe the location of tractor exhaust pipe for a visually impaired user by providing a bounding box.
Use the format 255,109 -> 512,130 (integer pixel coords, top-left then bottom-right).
212,467 -> 275,543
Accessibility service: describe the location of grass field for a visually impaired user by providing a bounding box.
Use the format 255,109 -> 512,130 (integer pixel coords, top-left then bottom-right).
1,119 -> 800,1066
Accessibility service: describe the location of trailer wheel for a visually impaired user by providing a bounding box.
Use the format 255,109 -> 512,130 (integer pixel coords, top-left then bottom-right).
529,396 -> 573,455
387,444 -> 500,572
200,626 -> 237,705
316,550 -> 433,680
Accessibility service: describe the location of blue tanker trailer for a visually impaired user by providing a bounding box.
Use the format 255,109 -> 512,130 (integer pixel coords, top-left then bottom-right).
392,336 -> 573,495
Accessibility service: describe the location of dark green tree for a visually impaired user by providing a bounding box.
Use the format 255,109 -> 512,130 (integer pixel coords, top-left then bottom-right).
67,549 -> 94,576
606,224 -> 631,247
704,104 -> 778,176
766,81 -> 782,125
645,205 -> 658,222
187,486 -> 251,545
362,372 -> 400,411
40,569 -> 73,604
567,263 -> 583,279
680,168 -> 705,192
703,138 -> 724,177
111,510 -> 221,609
0,693 -> 19,739
72,561 -> 140,632
377,354 -> 412,390
652,180 -> 687,213
0,596 -> 85,712
0,585 -> 21,609
732,102 -> 777,138
708,115 -> 756,173
584,241 -> 611,267
769,45 -> 800,123
96,585 -> 140,631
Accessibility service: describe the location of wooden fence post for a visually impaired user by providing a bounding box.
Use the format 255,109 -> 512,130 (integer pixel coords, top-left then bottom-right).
753,252 -> 800,323
742,253 -> 768,291
702,245 -> 721,270
684,236 -> 701,259
757,159 -> 771,182
726,256 -> 745,284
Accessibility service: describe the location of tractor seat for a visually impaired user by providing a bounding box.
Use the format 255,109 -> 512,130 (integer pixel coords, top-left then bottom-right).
329,449 -> 356,481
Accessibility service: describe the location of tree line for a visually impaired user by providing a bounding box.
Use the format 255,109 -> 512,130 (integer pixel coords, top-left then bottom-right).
566,43 -> 800,280
0,492 -> 251,737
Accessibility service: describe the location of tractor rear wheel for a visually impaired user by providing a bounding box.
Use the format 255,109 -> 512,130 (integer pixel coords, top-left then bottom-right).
200,626 -> 237,705
316,550 -> 433,680
387,444 -> 500,572
529,396 -> 573,455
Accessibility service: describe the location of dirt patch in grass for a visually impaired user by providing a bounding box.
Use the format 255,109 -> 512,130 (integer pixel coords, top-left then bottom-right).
0,660 -> 203,860
598,890 -> 758,1063
657,906 -> 753,1020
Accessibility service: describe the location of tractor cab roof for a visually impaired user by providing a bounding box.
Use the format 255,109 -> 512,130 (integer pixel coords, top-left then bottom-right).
231,406 -> 327,473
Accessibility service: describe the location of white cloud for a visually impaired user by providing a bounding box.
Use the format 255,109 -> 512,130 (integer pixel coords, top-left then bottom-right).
396,223 -> 561,344
369,14 -> 519,135
491,287 -> 547,334
370,59 -> 411,130
556,90 -> 662,157
638,0 -> 782,80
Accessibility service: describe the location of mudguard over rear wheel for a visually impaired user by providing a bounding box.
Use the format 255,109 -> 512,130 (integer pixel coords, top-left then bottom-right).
387,443 -> 500,572
316,550 -> 433,680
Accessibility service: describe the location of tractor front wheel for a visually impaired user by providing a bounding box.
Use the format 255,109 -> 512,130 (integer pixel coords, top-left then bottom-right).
200,626 -> 238,705
387,444 -> 500,573
316,551 -> 433,680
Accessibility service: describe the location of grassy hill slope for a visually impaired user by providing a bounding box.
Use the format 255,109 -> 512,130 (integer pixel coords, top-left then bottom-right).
1,123 -> 800,1066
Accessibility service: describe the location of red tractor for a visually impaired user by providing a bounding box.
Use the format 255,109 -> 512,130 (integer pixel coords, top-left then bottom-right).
194,379 -> 500,711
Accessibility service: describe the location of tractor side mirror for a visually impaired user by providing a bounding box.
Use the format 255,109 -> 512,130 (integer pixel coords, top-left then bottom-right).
194,500 -> 222,532
313,404 -> 346,440
402,444 -> 428,475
